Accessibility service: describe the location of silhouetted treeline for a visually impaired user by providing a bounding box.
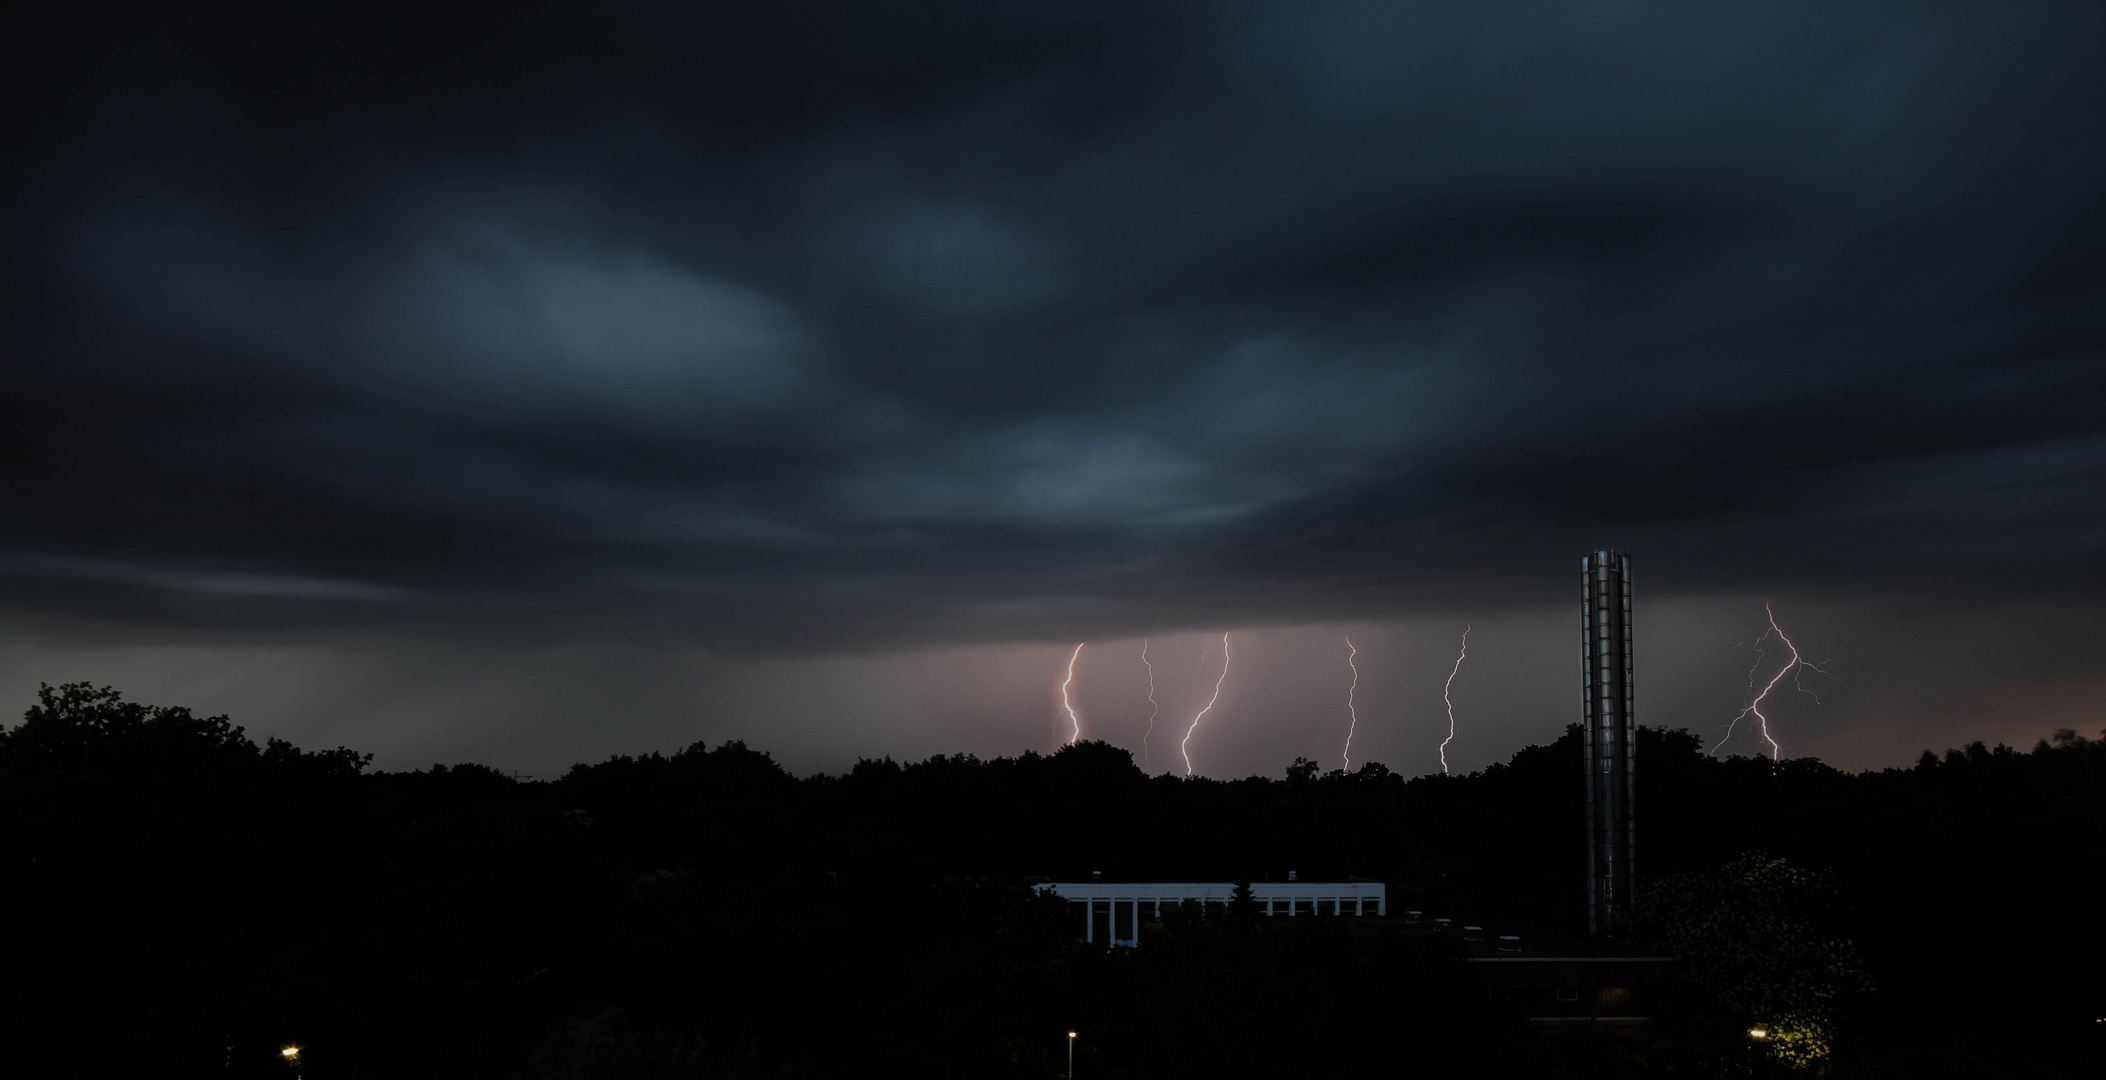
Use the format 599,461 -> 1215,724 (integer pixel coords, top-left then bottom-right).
2,683 -> 2100,1078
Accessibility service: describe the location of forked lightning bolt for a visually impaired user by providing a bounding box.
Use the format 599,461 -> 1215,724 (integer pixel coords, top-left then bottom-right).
1439,625 -> 1470,775
1061,643 -> 1085,745
1180,632 -> 1231,777
1341,636 -> 1361,772
1712,604 -> 1838,759
1140,638 -> 1160,772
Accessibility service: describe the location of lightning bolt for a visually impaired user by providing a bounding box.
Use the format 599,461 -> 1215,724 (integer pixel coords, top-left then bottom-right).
1179,632 -> 1231,777
1439,624 -> 1470,775
1061,643 -> 1085,745
1140,638 -> 1160,772
1712,603 -> 1839,759
1341,635 -> 1361,772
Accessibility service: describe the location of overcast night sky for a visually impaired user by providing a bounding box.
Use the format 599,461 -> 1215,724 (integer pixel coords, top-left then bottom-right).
3,2 -> 2103,779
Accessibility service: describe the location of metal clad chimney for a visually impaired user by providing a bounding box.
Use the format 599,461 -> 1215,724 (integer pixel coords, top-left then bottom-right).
1582,550 -> 1636,936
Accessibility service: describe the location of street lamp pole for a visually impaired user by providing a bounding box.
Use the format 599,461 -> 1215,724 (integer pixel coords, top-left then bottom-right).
1067,1030 -> 1077,1078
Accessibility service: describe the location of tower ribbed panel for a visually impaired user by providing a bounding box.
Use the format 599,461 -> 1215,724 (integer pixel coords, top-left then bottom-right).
1582,550 -> 1635,936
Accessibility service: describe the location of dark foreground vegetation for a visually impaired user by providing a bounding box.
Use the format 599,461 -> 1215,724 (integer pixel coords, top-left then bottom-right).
3,683 -> 2100,1078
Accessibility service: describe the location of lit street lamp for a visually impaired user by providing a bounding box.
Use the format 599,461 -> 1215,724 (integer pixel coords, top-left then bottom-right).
1067,1030 -> 1077,1078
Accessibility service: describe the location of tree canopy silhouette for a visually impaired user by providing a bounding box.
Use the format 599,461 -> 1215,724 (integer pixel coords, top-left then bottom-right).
3,684 -> 2100,1077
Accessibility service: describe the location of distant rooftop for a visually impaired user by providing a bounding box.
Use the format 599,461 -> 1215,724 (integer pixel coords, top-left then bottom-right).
1043,877 -> 1376,885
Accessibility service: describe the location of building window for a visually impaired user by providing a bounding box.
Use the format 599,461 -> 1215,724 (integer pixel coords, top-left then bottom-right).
1071,902 -> 1088,940
1295,899 -> 1314,917
1092,900 -> 1111,943
1115,900 -> 1134,940
1317,899 -> 1337,916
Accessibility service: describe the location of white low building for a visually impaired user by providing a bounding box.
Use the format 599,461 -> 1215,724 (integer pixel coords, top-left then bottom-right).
1038,878 -> 1386,947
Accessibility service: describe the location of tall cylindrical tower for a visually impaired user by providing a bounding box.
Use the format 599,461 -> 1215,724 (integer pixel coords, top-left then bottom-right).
1582,549 -> 1635,936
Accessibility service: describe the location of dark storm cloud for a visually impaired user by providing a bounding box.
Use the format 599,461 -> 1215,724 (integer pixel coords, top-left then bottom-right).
5,1 -> 2104,650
